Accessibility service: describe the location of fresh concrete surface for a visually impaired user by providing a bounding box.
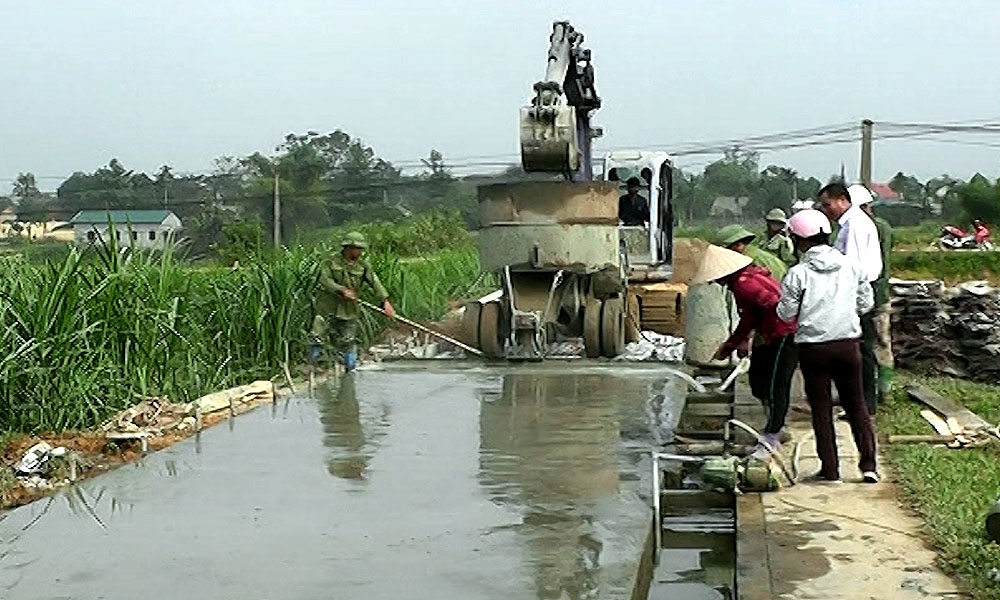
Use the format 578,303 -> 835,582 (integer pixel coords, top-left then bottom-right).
0,363 -> 684,600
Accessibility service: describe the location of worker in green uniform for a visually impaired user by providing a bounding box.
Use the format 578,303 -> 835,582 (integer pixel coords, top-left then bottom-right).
309,231 -> 395,372
713,224 -> 787,281
857,196 -> 894,401
759,208 -> 796,266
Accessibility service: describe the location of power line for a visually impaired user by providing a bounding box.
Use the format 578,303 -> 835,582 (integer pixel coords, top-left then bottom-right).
7,118 -> 1000,194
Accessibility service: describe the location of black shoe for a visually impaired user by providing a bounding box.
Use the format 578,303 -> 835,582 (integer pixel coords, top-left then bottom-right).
802,471 -> 843,485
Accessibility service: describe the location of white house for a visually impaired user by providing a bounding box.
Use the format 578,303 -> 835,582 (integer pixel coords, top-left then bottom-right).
70,210 -> 182,249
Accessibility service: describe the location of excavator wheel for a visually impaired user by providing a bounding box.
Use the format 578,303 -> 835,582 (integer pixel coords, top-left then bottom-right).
460,302 -> 482,348
479,302 -> 503,358
583,298 -> 603,358
625,293 -> 641,344
601,297 -> 626,358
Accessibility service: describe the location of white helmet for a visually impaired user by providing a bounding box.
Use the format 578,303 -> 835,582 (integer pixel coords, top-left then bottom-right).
848,184 -> 874,206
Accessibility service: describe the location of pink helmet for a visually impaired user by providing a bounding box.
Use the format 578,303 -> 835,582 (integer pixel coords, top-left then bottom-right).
787,209 -> 832,238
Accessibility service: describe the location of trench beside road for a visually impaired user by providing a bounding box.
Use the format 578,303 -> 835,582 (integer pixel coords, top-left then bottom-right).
0,363 -> 686,600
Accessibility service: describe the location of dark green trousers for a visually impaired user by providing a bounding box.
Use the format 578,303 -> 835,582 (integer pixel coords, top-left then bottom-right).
860,309 -> 878,415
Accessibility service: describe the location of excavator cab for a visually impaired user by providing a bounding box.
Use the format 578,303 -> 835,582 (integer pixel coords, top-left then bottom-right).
603,151 -> 675,281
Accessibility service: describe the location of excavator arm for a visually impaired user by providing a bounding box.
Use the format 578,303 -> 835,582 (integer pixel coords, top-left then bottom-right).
520,21 -> 602,180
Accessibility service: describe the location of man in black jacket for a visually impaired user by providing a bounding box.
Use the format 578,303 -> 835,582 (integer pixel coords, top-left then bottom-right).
618,177 -> 649,226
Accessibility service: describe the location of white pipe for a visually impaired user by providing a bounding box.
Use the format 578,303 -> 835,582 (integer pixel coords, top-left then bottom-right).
662,367 -> 706,393
651,452 -> 661,559
717,357 -> 751,392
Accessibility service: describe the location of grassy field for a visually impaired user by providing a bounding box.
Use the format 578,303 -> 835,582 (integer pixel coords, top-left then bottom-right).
879,374 -> 1000,599
892,250 -> 1000,283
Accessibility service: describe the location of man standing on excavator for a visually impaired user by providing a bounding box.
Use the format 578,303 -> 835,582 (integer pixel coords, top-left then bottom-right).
618,177 -> 650,226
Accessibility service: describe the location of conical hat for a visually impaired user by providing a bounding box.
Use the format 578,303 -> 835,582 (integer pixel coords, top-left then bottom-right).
690,245 -> 753,284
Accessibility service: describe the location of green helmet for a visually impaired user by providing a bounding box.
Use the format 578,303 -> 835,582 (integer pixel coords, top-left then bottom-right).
765,208 -> 788,224
713,224 -> 757,247
341,231 -> 368,249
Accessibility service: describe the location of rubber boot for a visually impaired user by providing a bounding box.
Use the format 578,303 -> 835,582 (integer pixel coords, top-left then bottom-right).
307,343 -> 323,363
343,350 -> 358,372
878,366 -> 894,401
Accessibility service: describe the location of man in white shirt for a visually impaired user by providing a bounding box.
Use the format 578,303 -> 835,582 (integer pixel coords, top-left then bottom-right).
816,183 -> 882,416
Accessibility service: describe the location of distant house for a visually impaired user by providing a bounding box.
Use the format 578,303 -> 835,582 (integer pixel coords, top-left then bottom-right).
709,196 -> 750,218
0,205 -> 16,224
869,183 -> 900,201
70,210 -> 182,249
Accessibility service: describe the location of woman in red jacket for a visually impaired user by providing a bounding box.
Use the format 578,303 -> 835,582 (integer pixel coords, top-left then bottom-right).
691,245 -> 799,457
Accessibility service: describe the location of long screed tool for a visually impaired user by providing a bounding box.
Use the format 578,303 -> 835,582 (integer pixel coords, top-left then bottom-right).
359,299 -> 484,357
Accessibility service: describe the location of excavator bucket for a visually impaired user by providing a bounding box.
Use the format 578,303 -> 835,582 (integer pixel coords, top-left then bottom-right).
519,105 -> 580,173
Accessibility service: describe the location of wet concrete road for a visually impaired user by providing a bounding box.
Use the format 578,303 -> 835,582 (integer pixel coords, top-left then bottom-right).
0,363 -> 684,600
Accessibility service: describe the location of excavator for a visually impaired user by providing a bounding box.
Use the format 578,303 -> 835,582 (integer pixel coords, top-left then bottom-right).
463,21 -> 677,360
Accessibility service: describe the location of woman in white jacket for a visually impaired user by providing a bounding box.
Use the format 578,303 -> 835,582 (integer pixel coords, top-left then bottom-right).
776,209 -> 879,484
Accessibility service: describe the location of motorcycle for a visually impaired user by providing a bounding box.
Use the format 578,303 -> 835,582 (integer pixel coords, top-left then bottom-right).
938,223 -> 993,250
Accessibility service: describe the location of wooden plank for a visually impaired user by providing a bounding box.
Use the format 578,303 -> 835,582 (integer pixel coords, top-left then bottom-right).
908,385 -> 992,430
682,404 -> 734,417
920,409 -> 951,436
685,391 -> 734,404
888,434 -> 955,444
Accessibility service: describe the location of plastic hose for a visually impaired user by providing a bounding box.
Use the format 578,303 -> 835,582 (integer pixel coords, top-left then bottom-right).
726,418 -> 796,486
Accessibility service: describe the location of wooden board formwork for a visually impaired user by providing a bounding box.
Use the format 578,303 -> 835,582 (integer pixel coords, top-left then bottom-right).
630,281 -> 688,336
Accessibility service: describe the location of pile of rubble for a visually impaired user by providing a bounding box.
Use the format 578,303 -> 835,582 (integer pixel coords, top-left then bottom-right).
890,279 -> 958,375
4,381 -> 276,501
890,279 -> 1000,380
616,331 -> 685,363
950,282 -> 1000,380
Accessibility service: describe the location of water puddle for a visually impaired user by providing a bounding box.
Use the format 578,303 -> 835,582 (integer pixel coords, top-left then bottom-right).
0,363 -> 686,600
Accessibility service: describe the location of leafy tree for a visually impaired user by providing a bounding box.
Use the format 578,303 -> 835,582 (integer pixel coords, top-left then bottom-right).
888,172 -> 924,202
673,171 -> 714,223
218,218 -> 266,266
12,172 -> 40,199
56,159 -> 160,215
702,147 -> 759,198
926,174 -> 962,219
751,167 -> 795,217
957,175 -> 1000,225
797,177 -> 822,202
11,172 -> 49,229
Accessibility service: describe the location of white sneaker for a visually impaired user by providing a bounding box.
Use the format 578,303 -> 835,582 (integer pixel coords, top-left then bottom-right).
862,471 -> 880,484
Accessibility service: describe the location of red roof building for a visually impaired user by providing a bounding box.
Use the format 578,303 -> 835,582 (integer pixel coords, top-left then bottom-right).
870,183 -> 900,201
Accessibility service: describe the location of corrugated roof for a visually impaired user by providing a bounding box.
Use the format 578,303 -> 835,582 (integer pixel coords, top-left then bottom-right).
70,210 -> 175,225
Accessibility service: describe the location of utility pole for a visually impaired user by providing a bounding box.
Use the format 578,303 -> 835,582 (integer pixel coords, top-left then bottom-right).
273,171 -> 281,247
860,118 -> 874,188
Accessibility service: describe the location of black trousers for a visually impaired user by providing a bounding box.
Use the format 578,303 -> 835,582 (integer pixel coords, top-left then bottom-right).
798,338 -> 878,480
748,334 -> 798,435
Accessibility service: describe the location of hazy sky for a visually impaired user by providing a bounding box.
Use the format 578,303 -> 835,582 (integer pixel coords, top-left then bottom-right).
2,1 -> 999,192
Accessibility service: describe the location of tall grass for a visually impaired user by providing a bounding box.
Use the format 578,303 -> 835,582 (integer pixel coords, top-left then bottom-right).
0,216 -> 489,434
892,250 -> 1000,282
